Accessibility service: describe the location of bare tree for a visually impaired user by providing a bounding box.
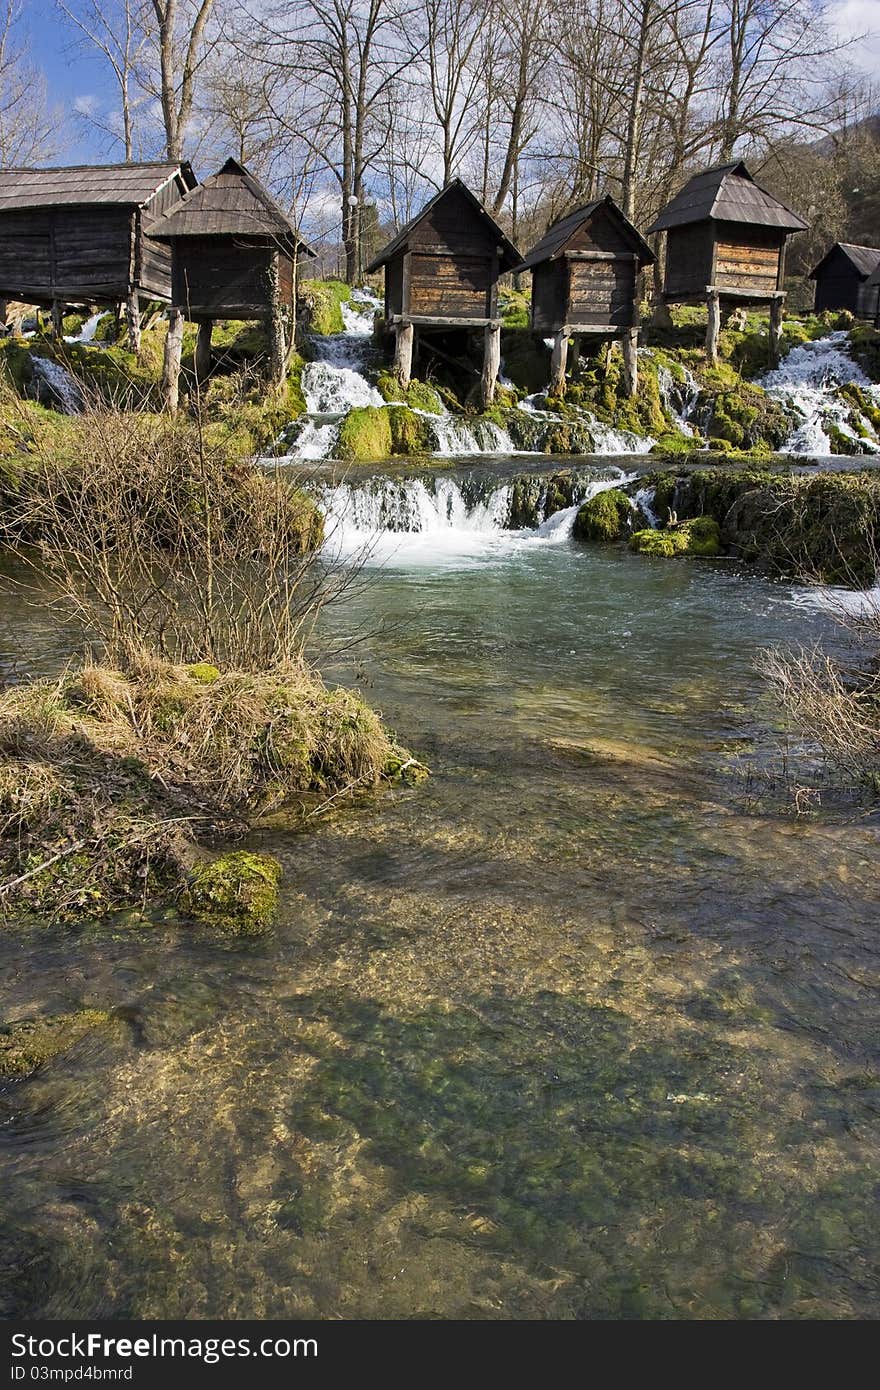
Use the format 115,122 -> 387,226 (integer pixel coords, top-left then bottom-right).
56,0 -> 151,160
0,1 -> 59,165
148,0 -> 218,159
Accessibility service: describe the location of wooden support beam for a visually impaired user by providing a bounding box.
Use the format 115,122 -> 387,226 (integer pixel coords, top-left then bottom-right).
769,294 -> 785,366
162,308 -> 184,413
571,334 -> 582,378
621,327 -> 639,397
195,318 -> 213,383
268,258 -> 287,386
126,291 -> 141,355
394,321 -> 414,388
549,331 -> 568,397
481,322 -> 501,407
705,290 -> 721,364
50,299 -> 63,340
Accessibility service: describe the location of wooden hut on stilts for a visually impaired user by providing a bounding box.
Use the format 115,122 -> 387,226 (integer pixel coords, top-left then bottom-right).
365,180 -> 521,407
809,243 -> 880,319
515,195 -> 655,397
149,158 -> 316,410
0,162 -> 195,350
646,162 -> 807,364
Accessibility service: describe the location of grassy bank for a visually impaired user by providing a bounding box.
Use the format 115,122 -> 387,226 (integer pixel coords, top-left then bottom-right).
0,657 -> 424,932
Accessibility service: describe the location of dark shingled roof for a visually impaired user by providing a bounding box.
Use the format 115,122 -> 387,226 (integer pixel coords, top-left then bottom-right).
809,242 -> 880,280
515,194 -> 655,271
149,159 -> 316,254
0,161 -> 195,211
646,161 -> 807,234
366,179 -> 521,272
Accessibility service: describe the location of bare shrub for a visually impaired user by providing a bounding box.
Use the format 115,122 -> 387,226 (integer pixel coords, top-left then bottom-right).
0,393 -> 362,670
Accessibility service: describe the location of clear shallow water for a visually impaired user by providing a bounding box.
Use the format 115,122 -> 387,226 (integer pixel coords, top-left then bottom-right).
0,521 -> 878,1319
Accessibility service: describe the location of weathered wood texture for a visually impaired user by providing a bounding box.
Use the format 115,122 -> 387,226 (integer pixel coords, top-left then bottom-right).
368,180 -> 519,328
521,197 -> 653,338
662,223 -> 715,299
810,243 -> 880,317
0,163 -> 192,305
171,238 -> 291,320
713,225 -> 782,295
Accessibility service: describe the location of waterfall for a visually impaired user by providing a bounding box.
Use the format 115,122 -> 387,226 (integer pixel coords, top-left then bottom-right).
316,466 -> 635,565
517,394 -> 653,454
760,332 -> 880,455
64,311 -> 103,346
657,364 -> 701,437
28,356 -> 84,414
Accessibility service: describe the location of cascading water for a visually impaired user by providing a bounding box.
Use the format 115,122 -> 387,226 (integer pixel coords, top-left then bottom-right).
317,466 -> 635,565
760,331 -> 880,455
517,393 -> 653,455
28,356 -> 84,414
64,311 -> 103,345
657,363 -> 702,438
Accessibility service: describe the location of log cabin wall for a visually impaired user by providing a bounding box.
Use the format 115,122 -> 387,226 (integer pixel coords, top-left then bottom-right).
662,223 -> 715,299
567,255 -> 637,328
813,247 -> 861,314
0,206 -> 135,303
531,261 -> 566,332
711,223 -> 783,296
138,175 -> 191,299
170,237 -> 283,319
401,184 -> 500,322
384,255 -> 404,318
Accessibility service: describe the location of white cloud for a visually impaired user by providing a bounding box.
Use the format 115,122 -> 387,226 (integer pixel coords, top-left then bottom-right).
73,94 -> 98,118
827,0 -> 880,78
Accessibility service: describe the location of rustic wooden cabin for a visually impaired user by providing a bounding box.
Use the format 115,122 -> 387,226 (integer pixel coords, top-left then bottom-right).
809,243 -> 880,318
149,158 -> 316,402
0,161 -> 196,349
646,161 -> 808,362
515,194 -> 655,396
365,179 -> 521,407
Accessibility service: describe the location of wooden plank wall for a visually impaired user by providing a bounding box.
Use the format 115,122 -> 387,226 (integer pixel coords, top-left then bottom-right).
713,226 -> 781,295
531,261 -> 566,331
385,255 -> 404,317
0,206 -> 132,301
568,258 -> 636,327
139,177 -> 186,299
663,223 -> 714,298
172,237 -> 275,317
407,251 -> 493,318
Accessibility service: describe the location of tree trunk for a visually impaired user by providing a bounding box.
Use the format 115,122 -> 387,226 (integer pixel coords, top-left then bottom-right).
51,300 -> 63,340
162,308 -> 184,412
622,328 -> 639,397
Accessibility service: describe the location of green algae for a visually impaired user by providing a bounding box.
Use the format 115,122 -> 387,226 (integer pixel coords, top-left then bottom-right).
337,405 -> 393,461
573,488 -> 633,542
0,1010 -> 112,1078
184,850 -> 281,934
376,372 -> 442,414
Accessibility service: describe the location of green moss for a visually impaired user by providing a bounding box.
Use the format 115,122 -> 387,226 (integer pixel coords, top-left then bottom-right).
573,488 -> 633,543
376,372 -> 443,414
0,1009 -> 112,1078
499,287 -> 531,328
299,280 -> 352,336
336,405 -> 393,461
387,405 -> 433,454
631,516 -> 721,558
185,850 -> 281,934
186,663 -> 220,685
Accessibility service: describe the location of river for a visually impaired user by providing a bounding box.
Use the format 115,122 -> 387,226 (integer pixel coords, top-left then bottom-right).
1,478 -> 878,1319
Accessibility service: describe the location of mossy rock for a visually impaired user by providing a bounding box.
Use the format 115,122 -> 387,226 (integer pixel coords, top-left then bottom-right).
186,663 -> 220,685
0,1009 -> 112,1079
298,280 -> 351,336
185,851 -> 281,934
387,405 -> 433,455
631,515 -> 721,558
573,488 -> 633,542
336,405 -> 393,461
376,372 -> 442,414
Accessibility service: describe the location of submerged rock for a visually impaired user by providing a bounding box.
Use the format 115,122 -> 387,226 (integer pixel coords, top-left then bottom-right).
185,851 -> 282,934
0,1010 -> 112,1079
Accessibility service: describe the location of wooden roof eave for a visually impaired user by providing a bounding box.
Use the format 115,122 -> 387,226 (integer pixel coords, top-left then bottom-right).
366,179 -> 521,273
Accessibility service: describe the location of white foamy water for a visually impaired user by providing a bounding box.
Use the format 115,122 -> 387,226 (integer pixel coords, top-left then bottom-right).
63,311 -> 103,345
657,363 -> 701,438
317,469 -> 634,567
760,332 -> 880,456
29,356 -> 84,413
517,394 -> 653,455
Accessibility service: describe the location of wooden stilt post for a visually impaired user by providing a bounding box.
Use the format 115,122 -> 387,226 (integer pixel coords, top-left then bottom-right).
570,334 -> 582,379
195,319 -> 213,383
549,330 -> 569,397
705,289 -> 721,364
622,327 -> 639,397
481,322 -> 501,407
126,290 -> 141,354
769,294 -> 784,366
50,299 -> 63,340
162,308 -> 184,413
394,321 -> 414,389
